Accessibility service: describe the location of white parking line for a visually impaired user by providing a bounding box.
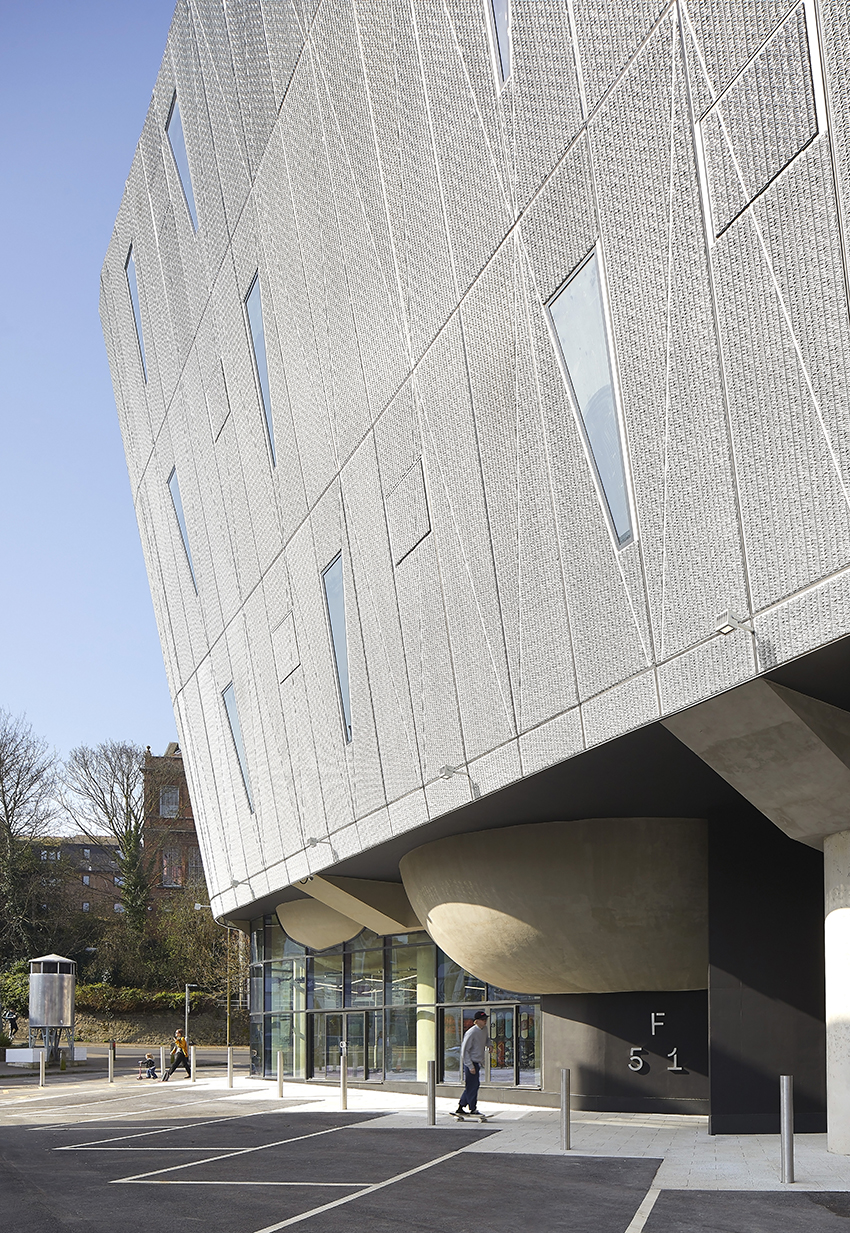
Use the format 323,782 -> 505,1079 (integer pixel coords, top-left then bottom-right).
111,1125 -> 348,1183
117,1181 -> 372,1187
250,1146 -> 474,1231
624,1188 -> 661,1232
56,1105 -> 298,1149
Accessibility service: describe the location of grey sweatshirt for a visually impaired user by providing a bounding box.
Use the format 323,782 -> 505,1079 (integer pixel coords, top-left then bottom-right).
460,1023 -> 487,1069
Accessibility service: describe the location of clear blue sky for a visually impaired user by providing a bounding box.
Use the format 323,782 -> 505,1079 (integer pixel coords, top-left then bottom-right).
0,1 -> 179,760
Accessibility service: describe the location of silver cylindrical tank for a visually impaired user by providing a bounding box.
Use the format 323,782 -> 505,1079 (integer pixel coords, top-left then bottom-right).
29,954 -> 76,1028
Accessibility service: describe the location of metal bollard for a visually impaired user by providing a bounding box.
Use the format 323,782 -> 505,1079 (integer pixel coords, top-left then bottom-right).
427,1059 -> 436,1126
227,1045 -> 234,1089
39,1049 -> 46,1088
340,1040 -> 348,1110
560,1068 -> 571,1151
277,1050 -> 284,1099
108,1048 -> 114,1085
190,1045 -> 197,1083
780,1075 -> 794,1183
160,1045 -> 166,1077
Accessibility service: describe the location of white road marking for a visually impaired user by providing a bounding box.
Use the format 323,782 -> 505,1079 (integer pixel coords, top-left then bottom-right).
249,1146 -> 476,1232
116,1181 -> 372,1187
624,1188 -> 661,1232
111,1125 -> 348,1182
54,1103 -> 286,1147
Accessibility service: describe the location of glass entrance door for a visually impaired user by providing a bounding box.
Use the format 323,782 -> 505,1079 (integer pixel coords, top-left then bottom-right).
312,1012 -> 342,1080
486,1006 -> 515,1085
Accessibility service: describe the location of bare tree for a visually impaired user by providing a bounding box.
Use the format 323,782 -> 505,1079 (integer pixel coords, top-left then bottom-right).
62,742 -> 157,933
0,711 -> 58,958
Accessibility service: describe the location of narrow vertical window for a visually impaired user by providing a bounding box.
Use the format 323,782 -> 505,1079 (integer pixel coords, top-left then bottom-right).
322,555 -> 352,743
222,682 -> 255,812
548,250 -> 634,546
168,467 -> 198,591
125,245 -> 147,381
245,273 -> 276,465
489,0 -> 511,84
165,93 -> 198,231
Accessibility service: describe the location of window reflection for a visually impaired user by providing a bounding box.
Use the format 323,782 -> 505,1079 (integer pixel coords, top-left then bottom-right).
322,555 -> 352,743
490,0 -> 511,83
549,250 -> 633,546
245,273 -> 276,465
166,94 -> 198,231
125,245 -> 147,381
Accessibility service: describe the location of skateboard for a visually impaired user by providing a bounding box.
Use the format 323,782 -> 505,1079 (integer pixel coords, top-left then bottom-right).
449,1110 -> 490,1123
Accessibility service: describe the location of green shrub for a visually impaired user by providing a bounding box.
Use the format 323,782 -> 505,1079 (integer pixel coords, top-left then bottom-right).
0,961 -> 29,1017
74,984 -> 218,1014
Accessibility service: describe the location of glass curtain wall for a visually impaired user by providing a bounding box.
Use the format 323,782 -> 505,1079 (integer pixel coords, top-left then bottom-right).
249,917 -> 540,1089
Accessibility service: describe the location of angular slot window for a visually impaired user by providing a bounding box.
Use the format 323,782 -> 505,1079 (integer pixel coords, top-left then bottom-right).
165,93 -> 198,231
489,0 -> 511,84
168,467 -> 198,591
245,273 -> 276,465
125,245 -> 147,381
322,554 -> 352,743
222,682 -> 255,812
548,250 -> 633,546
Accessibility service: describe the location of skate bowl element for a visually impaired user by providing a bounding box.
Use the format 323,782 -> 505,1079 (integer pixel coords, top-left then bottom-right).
400,818 -> 708,994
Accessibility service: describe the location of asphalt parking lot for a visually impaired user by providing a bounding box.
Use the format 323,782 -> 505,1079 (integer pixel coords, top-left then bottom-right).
5,1078 -> 850,1231
0,1099 -> 657,1233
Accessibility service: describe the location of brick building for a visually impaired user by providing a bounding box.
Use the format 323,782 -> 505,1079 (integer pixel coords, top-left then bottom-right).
143,743 -> 204,903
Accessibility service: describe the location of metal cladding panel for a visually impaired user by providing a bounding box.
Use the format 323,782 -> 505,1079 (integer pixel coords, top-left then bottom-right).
343,437 -> 421,802
102,0 -> 850,919
509,0 -> 584,209
314,0 -> 407,359
416,319 -> 516,760
519,707 -> 585,778
260,0 -> 307,106
591,18 -> 747,661
189,0 -> 252,231
356,0 -> 456,359
224,0 -> 278,177
286,505 -> 355,838
412,0 -> 511,299
395,532 -> 465,786
463,242 -> 577,733
702,6 -> 817,238
582,670 -> 660,749
169,5 -> 230,275
711,142 -> 850,612
518,135 -> 597,302
572,0 -> 667,111
685,0 -> 807,101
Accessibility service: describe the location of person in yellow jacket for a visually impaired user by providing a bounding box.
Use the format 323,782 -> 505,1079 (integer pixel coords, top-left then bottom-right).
161,1029 -> 191,1080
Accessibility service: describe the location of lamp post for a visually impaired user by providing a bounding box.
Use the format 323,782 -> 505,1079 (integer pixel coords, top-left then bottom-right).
184,984 -> 198,1043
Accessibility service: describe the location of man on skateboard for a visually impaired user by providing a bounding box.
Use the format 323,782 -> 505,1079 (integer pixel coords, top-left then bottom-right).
452,1010 -> 490,1120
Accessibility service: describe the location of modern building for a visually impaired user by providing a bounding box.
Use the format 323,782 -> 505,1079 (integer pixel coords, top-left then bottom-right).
102,0 -> 850,1143
143,742 -> 204,900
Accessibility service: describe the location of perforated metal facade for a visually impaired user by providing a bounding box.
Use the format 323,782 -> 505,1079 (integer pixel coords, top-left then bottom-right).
102,0 -> 850,923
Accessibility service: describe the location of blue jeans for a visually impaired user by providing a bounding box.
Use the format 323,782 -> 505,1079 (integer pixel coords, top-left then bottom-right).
459,1062 -> 480,1111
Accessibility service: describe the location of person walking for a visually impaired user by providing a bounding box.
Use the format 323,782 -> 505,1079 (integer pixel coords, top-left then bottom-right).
454,1010 -> 490,1117
161,1030 -> 191,1080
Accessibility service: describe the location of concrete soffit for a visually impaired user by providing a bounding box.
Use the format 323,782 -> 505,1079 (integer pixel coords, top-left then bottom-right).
296,875 -> 422,935
662,680 -> 850,849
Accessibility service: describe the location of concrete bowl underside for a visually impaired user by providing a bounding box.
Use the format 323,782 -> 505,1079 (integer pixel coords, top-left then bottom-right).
276,898 -> 363,949
400,818 -> 709,994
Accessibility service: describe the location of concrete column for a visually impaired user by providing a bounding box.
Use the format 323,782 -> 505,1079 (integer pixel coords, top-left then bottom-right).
825,831 -> 850,1153
416,945 -> 436,1081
